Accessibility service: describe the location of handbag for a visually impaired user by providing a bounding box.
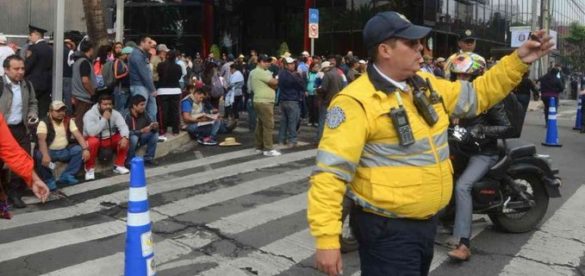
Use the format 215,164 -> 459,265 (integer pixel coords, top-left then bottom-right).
98,120 -> 114,163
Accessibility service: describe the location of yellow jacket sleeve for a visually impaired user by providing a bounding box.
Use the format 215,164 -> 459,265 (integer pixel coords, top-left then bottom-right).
429,51 -> 529,117
307,95 -> 368,249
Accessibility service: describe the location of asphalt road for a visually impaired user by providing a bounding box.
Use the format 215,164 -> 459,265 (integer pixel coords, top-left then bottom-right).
0,100 -> 584,276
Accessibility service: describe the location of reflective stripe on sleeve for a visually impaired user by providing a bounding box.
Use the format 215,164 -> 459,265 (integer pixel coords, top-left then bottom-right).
452,81 -> 478,118
313,150 -> 357,182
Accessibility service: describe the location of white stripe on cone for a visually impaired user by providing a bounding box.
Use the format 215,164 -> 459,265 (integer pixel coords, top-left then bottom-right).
127,211 -> 152,227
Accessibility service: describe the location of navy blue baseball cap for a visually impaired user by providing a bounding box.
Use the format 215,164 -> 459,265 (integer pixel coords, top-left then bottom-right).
363,11 -> 431,50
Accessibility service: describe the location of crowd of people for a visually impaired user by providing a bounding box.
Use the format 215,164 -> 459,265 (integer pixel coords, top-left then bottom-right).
0,23 -> 376,215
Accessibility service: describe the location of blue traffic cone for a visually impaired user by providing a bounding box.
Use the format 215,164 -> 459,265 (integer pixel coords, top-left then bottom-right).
542,97 -> 562,147
125,157 -> 156,276
574,95 -> 583,130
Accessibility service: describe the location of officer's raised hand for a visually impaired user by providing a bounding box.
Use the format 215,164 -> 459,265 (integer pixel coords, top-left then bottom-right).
516,29 -> 555,64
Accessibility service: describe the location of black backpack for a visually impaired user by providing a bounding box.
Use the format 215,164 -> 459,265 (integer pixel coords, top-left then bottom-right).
500,93 -> 525,138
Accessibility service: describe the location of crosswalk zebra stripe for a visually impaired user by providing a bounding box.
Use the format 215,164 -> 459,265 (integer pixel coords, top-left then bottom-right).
43,232 -> 216,276
42,186 -> 311,275
1,149 -> 316,231
0,167 -> 313,264
207,193 -> 307,234
199,229 -> 314,275
499,185 -> 585,276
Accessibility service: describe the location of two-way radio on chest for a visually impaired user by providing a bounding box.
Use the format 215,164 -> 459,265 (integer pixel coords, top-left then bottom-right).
388,89 -> 416,146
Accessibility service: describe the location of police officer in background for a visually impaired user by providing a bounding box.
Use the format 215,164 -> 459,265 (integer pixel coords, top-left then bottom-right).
307,11 -> 553,276
444,29 -> 478,80
25,25 -> 53,117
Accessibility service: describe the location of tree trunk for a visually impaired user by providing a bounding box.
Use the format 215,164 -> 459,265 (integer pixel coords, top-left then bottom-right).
82,0 -> 109,50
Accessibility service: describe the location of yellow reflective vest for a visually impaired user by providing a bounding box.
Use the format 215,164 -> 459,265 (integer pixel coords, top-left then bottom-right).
307,52 -> 529,249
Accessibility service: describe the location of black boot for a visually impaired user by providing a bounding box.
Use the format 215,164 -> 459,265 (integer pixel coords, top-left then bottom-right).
8,190 -> 26,209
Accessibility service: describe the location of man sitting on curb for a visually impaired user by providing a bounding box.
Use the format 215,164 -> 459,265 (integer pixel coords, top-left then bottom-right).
35,101 -> 90,192
124,95 -> 159,167
182,84 -> 234,145
83,94 -> 130,180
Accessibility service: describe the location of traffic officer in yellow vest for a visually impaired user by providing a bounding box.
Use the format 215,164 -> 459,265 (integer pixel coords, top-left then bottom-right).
308,11 -> 553,276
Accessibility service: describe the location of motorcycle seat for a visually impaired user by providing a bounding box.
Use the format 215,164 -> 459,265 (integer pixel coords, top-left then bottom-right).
502,139 -> 536,159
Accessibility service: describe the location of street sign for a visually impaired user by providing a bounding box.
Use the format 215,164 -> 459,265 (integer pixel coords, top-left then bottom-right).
309,23 -> 319,39
309,9 -> 319,24
308,9 -> 319,39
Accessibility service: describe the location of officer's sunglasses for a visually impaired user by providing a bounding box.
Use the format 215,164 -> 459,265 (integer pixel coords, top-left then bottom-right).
399,38 -> 422,48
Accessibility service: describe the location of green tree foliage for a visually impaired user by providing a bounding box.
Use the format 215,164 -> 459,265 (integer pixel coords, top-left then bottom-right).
210,44 -> 221,59
564,22 -> 585,71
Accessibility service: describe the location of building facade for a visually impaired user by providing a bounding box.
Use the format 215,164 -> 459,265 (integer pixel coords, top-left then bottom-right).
1,0 -> 584,60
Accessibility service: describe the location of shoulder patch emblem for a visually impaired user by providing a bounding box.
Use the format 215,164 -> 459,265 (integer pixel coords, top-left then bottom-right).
326,106 -> 346,129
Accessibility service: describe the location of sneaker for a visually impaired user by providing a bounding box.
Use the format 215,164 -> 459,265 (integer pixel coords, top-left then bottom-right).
263,149 -> 282,157
85,169 -> 96,181
199,136 -> 218,146
158,135 -> 168,143
254,149 -> 263,154
113,166 -> 130,175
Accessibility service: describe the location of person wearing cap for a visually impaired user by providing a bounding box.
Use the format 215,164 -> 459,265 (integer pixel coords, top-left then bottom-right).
151,44 -> 169,88
25,25 -> 53,117
434,57 -> 446,78
0,54 -> 39,208
301,50 -> 313,67
277,56 -> 305,148
35,101 -> 89,192
249,55 -> 280,157
0,33 -> 15,76
307,10 -> 554,276
444,29 -> 478,80
129,35 -> 158,122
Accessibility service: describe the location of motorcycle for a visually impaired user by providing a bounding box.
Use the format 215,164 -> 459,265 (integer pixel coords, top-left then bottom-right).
339,126 -> 562,253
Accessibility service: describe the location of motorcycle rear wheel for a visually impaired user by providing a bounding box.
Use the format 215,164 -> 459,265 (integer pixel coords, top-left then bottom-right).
488,174 -> 549,233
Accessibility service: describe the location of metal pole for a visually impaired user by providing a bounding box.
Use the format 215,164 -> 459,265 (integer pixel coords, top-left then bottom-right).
542,0 -> 550,75
310,38 -> 314,56
52,0 -> 65,101
115,0 -> 124,42
530,0 -> 540,79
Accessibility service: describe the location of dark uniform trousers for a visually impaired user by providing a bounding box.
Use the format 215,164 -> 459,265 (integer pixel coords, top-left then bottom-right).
1,124 -> 31,194
350,206 -> 437,276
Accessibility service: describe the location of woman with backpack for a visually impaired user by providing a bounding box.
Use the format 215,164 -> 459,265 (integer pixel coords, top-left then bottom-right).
93,43 -> 114,97
157,50 -> 183,140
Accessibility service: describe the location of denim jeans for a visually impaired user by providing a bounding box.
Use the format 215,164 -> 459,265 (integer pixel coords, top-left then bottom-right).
453,154 -> 498,242
34,145 -> 83,190
186,121 -> 222,139
130,85 -> 157,121
278,101 -> 300,144
114,86 -> 130,113
62,77 -> 73,115
128,131 -> 159,162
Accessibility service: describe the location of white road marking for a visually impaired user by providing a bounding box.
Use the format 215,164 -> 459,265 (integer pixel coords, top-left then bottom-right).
499,185 -> 585,276
1,149 -> 316,231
